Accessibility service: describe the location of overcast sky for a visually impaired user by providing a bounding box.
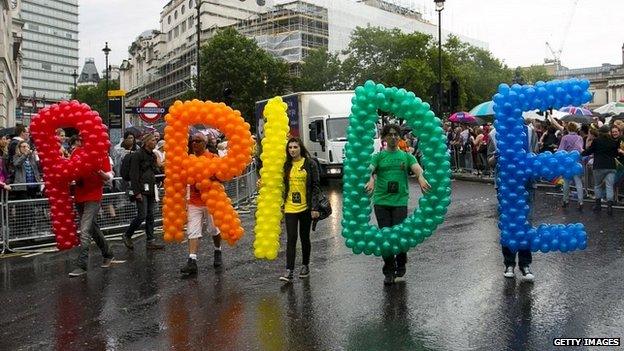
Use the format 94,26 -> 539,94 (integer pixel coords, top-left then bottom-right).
79,0 -> 623,71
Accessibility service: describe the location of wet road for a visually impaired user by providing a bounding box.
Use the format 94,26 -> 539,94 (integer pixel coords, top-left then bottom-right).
1,180 -> 623,351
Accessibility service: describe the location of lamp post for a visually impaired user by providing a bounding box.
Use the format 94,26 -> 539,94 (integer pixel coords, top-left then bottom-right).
196,0 -> 202,100
434,0 -> 445,116
102,42 -> 111,125
71,69 -> 78,99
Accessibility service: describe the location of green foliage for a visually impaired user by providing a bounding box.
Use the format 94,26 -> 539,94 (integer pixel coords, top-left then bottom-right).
71,79 -> 120,118
294,48 -> 344,91
198,28 -> 290,128
518,65 -> 553,84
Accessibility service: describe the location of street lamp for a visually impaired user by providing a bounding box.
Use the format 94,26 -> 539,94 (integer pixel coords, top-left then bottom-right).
71,69 -> 78,99
102,42 -> 111,125
196,0 -> 202,100
434,0 -> 445,116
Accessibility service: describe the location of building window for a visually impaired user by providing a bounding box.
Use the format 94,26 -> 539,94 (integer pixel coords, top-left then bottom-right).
174,10 -> 178,20
189,0 -> 193,8
42,63 -> 52,70
29,23 -> 39,31
168,15 -> 171,24
181,5 -> 185,14
174,26 -> 179,38
188,17 -> 193,28
168,31 -> 172,41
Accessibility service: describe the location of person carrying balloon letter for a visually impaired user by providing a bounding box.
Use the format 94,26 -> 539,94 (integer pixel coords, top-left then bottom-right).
123,132 -> 165,250
279,137 -> 322,283
365,124 -> 431,285
68,139 -> 121,277
180,133 -> 224,276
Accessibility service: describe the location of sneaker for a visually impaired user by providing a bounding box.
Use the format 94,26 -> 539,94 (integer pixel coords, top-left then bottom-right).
279,270 -> 294,282
180,258 -> 198,275
607,201 -> 613,216
562,201 -> 568,208
123,235 -> 134,250
578,203 -> 583,212
519,266 -> 534,281
68,267 -> 87,277
504,266 -> 515,278
593,199 -> 602,212
299,265 -> 310,278
383,273 -> 395,285
395,266 -> 406,278
146,241 -> 165,250
101,256 -> 114,268
213,250 -> 222,268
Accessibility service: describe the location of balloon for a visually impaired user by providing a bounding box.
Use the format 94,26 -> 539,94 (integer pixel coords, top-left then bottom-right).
253,97 -> 289,260
29,100 -> 110,250
163,99 -> 253,245
341,81 -> 452,256
493,79 -> 590,253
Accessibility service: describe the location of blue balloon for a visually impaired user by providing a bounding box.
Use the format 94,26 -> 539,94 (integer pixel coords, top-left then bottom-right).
494,79 -> 589,253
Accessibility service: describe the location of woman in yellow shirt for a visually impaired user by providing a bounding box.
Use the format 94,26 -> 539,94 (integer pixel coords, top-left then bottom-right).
279,137 -> 321,283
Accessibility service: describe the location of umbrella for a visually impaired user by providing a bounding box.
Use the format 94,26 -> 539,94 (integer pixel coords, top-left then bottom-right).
522,110 -> 546,121
559,106 -> 592,116
560,114 -> 592,124
448,111 -> 477,124
0,127 -> 16,138
469,101 -> 494,117
593,101 -> 624,118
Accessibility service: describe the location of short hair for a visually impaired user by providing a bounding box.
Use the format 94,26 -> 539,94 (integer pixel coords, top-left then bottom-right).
15,124 -> 27,136
191,132 -> 207,142
566,123 -> 578,133
381,124 -> 401,138
123,131 -> 135,139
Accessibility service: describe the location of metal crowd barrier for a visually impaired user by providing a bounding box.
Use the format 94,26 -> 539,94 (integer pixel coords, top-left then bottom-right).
0,164 -> 258,253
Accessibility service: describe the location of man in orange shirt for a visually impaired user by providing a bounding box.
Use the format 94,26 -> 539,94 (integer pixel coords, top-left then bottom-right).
180,133 -> 223,276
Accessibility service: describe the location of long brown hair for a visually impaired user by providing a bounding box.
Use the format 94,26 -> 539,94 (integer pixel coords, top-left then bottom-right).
284,137 -> 311,177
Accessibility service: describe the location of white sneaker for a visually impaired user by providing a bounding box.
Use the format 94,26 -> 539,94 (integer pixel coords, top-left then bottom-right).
520,266 -> 534,282
504,266 -> 515,278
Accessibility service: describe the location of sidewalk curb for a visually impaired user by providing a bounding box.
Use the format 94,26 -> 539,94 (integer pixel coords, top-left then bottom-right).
452,174 -> 494,184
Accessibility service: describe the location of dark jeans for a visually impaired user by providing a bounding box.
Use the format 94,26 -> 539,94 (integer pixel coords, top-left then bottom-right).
502,246 -> 532,268
125,194 -> 155,241
75,201 -> 112,269
501,185 -> 534,269
285,210 -> 311,270
374,205 -> 408,276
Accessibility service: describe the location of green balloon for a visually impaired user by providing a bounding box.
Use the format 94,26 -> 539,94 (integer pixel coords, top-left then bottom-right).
341,80 -> 452,256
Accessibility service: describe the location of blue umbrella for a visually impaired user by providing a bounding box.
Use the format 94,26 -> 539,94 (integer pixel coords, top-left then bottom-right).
469,101 -> 495,117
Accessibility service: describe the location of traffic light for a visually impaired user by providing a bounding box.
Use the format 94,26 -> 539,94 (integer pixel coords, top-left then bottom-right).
449,79 -> 459,112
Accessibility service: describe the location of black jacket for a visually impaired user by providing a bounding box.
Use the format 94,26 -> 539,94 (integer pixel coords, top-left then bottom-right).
582,137 -> 620,170
130,147 -> 159,196
283,157 -> 321,211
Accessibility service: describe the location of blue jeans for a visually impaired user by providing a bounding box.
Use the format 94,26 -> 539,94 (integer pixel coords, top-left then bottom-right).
563,175 -> 584,203
125,195 -> 155,241
75,201 -> 112,269
593,169 -> 616,201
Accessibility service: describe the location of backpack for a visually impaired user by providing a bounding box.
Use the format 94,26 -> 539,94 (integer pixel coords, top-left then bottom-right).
120,152 -> 134,181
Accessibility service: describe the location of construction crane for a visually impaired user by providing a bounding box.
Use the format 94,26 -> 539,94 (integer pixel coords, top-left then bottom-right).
544,0 -> 579,69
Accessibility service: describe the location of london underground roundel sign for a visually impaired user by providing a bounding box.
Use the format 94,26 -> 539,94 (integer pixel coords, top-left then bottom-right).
138,98 -> 165,124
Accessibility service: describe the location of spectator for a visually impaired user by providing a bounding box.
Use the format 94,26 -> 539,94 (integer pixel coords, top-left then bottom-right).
122,133 -> 165,250
11,141 -> 41,237
68,146 -> 119,277
154,140 -> 165,171
68,135 -> 82,154
558,123 -> 585,211
0,135 -> 10,191
180,133 -> 224,276
7,124 -> 29,182
582,125 -> 621,215
539,125 -> 560,153
113,131 -> 138,176
56,128 -> 70,158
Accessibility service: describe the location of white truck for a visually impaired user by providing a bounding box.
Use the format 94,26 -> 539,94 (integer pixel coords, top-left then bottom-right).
255,91 -> 381,178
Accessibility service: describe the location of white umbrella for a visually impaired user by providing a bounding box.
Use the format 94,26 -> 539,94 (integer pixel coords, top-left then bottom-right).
522,110 -> 546,121
593,101 -> 624,117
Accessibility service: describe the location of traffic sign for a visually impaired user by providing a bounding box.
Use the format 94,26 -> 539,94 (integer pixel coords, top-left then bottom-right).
137,98 -> 165,123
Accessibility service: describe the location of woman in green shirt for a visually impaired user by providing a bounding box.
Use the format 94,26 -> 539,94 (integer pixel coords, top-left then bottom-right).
365,124 -> 431,285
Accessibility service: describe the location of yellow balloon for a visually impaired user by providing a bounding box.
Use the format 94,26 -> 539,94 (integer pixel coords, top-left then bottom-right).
253,97 -> 289,260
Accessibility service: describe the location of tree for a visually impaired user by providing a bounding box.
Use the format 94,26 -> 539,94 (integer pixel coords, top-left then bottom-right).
295,48 -> 344,91
197,28 -> 290,130
71,79 -> 120,118
518,65 -> 553,85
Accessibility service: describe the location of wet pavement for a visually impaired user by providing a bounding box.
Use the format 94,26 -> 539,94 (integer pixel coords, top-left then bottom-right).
1,180 -> 623,350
